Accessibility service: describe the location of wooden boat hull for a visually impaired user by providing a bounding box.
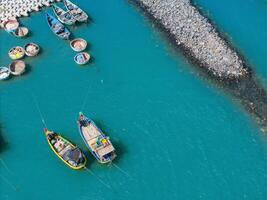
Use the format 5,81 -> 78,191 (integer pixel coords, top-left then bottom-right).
52,5 -> 76,25
64,0 -> 88,22
45,12 -> 71,40
44,129 -> 86,170
77,113 -> 116,164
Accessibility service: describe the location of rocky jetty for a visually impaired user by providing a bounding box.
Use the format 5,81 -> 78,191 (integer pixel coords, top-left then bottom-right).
134,0 -> 248,79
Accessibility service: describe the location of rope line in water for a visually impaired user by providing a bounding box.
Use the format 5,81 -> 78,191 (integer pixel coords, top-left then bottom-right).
80,83 -> 91,112
112,163 -> 132,179
0,158 -> 13,175
30,91 -> 47,128
0,174 -> 17,191
84,167 -> 111,189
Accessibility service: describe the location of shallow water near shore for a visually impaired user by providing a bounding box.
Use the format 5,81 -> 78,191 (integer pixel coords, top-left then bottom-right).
1,0 -> 267,199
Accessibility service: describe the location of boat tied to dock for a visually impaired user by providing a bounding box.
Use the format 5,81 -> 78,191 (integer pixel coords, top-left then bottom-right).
44,128 -> 87,170
77,112 -> 116,164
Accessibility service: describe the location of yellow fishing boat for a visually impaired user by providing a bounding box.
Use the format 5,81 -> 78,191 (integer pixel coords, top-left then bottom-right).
44,128 -> 86,170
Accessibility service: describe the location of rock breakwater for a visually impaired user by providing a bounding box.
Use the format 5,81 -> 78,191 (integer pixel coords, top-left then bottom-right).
133,0 -> 248,79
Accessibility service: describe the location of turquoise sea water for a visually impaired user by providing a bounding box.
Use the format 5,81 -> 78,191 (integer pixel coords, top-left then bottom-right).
1,0 -> 267,199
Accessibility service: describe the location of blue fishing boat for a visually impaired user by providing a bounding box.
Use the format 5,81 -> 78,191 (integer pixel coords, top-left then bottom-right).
45,12 -> 71,40
52,5 -> 76,25
77,112 -> 116,163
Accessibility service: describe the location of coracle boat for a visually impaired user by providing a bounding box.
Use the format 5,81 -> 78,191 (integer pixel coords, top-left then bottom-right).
3,20 -> 19,33
74,52 -> 90,65
64,0 -> 88,22
77,112 -> 116,163
52,4 -> 76,25
24,43 -> 40,57
8,46 -> 25,60
12,27 -> 29,38
44,128 -> 86,170
45,12 -> 71,40
9,60 -> 26,75
70,38 -> 87,52
0,67 -> 10,80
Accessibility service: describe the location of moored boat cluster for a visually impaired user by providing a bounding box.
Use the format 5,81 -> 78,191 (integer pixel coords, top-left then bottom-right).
0,43 -> 40,81
134,0 -> 248,79
44,112 -> 116,170
46,0 -> 91,65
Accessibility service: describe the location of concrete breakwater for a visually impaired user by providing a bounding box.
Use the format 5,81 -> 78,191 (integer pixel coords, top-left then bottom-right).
132,0 -> 248,79
0,0 -> 61,26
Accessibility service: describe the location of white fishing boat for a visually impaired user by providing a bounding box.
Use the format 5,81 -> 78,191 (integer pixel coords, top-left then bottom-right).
77,112 -> 116,163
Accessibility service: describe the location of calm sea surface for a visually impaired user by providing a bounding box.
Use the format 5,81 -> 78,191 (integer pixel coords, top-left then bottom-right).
1,0 -> 267,199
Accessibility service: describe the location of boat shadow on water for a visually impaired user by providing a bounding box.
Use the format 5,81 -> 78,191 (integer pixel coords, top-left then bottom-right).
0,124 -> 9,154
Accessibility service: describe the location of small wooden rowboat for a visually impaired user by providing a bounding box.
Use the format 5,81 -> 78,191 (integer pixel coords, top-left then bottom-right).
52,4 -> 76,25
45,12 -> 71,40
8,46 -> 25,60
77,112 -> 116,163
0,67 -> 11,80
3,20 -> 19,33
24,43 -> 40,57
44,128 -> 87,170
64,0 -> 88,22
9,60 -> 26,75
70,38 -> 87,52
74,52 -> 90,65
12,27 -> 29,38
